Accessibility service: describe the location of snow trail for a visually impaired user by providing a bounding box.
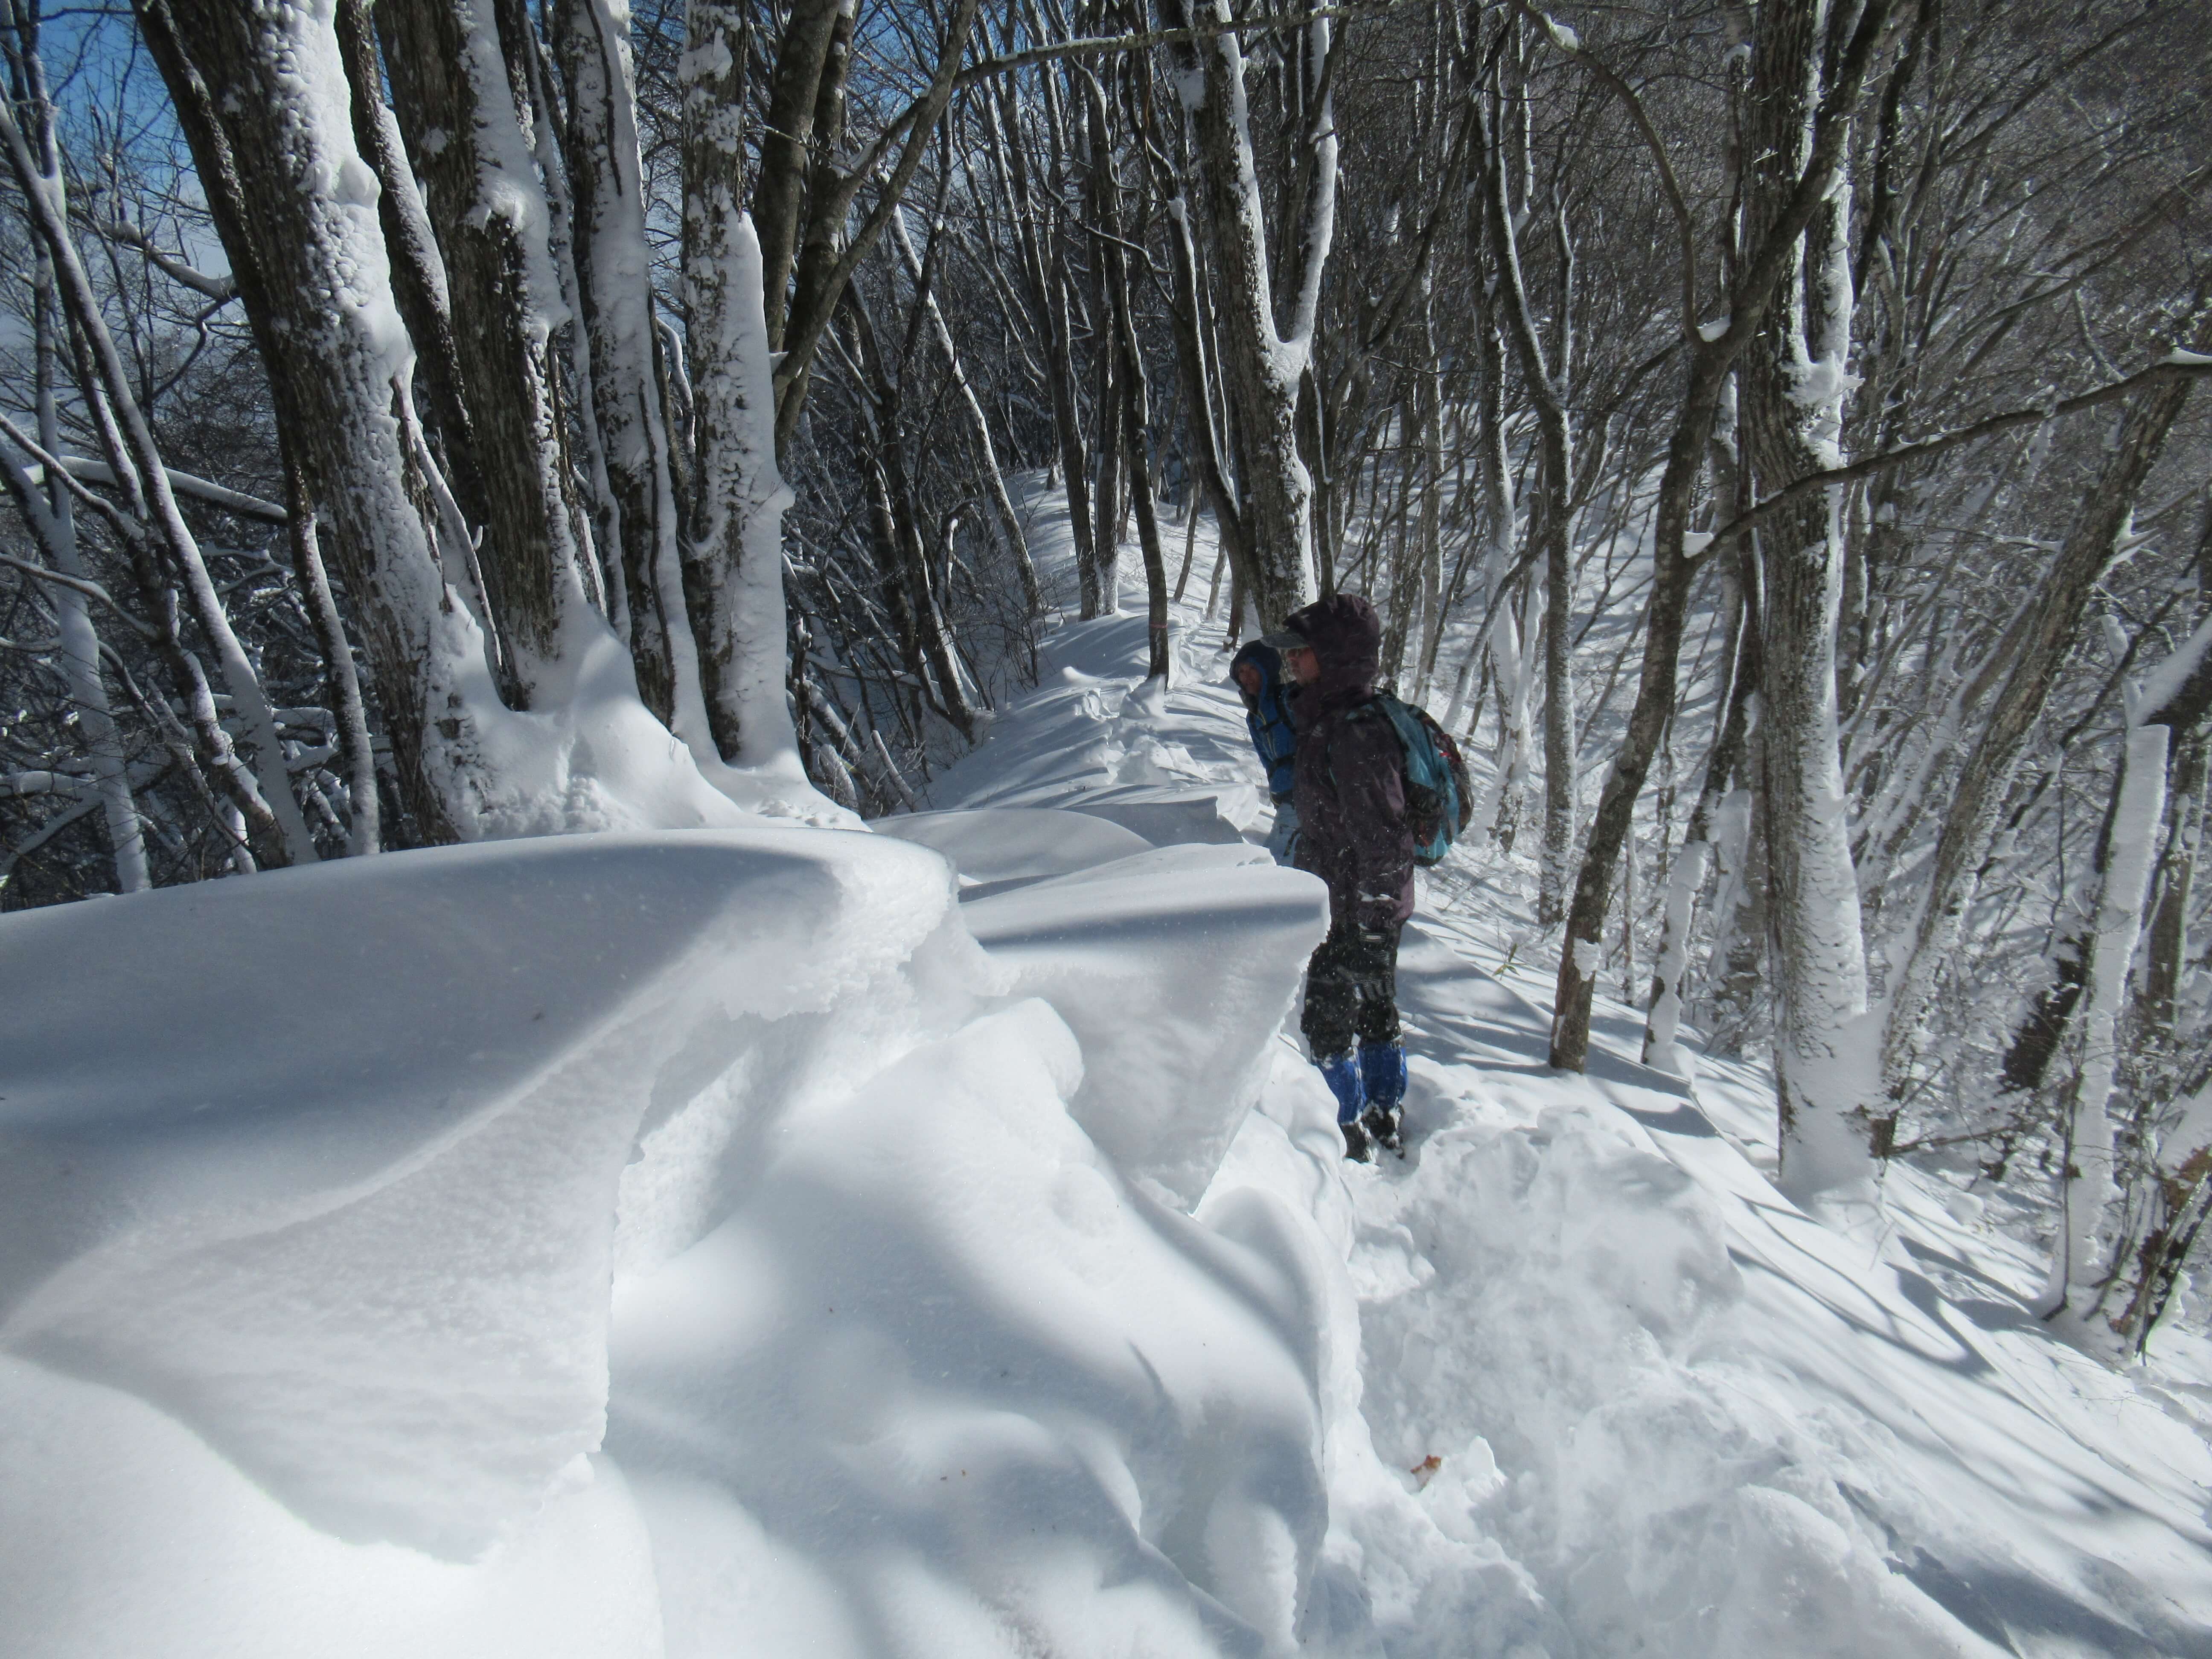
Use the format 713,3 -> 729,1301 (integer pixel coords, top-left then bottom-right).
922,484 -> 2212,1657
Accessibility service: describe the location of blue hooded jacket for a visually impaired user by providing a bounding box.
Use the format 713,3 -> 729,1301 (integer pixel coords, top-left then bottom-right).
1230,641 -> 1299,802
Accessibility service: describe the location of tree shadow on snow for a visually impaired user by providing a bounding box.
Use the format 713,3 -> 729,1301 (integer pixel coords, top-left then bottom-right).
1896,1546 -> 2210,1659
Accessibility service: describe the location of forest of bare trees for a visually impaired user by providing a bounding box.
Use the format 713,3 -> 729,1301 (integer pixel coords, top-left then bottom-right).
2,0 -> 2206,1352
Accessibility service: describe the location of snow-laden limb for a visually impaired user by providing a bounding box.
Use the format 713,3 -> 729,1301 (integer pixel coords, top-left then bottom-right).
22,456 -> 288,524
0,830 -> 980,1560
2135,604 -> 2212,729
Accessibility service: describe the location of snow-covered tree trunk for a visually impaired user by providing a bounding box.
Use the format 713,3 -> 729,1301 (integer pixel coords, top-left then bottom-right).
1742,15 -> 1875,1201
1701,774 -> 1767,1054
333,0 -> 490,536
679,0 -> 804,774
555,0 -> 716,749
143,0 -> 505,844
375,0 -> 596,704
2001,518 -> 2212,1099
1162,0 -> 1335,625
2036,722 -> 2170,1325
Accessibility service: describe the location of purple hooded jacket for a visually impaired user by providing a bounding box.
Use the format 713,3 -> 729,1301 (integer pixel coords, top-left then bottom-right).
1286,594 -> 1416,933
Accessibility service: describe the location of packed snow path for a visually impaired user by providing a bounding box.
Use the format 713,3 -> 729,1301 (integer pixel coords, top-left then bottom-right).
3,488 -> 2210,1657
914,498 -> 2212,1658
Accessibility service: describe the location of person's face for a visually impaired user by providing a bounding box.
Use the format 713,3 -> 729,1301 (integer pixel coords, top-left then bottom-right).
1284,644 -> 1320,684
1234,663 -> 1262,698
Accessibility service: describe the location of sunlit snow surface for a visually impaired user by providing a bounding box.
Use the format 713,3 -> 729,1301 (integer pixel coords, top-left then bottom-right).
4,483 -> 2210,1656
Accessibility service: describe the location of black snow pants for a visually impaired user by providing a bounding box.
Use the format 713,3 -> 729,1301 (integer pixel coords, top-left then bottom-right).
1299,921 -> 1402,1059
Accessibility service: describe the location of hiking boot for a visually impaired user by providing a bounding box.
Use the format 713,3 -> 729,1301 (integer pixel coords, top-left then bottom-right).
1341,1116 -> 1374,1162
1360,1104 -> 1403,1158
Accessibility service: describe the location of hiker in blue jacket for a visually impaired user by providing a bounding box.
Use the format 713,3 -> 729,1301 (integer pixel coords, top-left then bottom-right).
1276,595 -> 1415,1163
1229,640 -> 1301,865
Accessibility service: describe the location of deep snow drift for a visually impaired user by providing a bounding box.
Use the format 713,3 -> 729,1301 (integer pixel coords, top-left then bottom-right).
5,492 -> 2211,1657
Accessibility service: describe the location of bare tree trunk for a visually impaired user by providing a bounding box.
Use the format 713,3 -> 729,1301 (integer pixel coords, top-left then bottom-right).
1094,81 -> 1170,682
986,74 -> 1096,605
1477,68 -> 1578,928
768,0 -> 980,454
890,204 -> 1038,615
753,0 -> 855,351
2140,734 -> 2206,1040
282,455 -> 381,856
1412,297 -> 1447,703
1147,104 -> 1249,608
2105,1060 -> 2212,1357
845,286 -> 983,742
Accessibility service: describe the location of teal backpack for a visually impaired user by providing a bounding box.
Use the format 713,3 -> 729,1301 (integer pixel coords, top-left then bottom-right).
1362,693 -> 1475,866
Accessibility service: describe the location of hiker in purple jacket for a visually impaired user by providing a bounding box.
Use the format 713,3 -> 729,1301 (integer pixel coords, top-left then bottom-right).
1271,593 -> 1415,1161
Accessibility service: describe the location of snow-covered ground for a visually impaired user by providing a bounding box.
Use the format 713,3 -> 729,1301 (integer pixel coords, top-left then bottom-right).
3,491 -> 2209,1656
